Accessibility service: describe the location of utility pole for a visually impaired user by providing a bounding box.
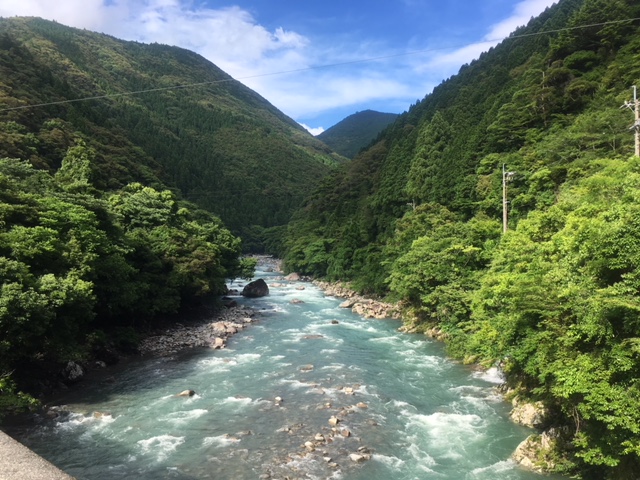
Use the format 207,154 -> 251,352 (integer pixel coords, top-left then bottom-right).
622,86 -> 640,157
503,164 -> 515,233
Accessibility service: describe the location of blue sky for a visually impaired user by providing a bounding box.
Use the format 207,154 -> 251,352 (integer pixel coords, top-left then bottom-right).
0,0 -> 557,134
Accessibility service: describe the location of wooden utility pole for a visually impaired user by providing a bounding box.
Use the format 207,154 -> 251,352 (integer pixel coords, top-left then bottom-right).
502,164 -> 515,233
622,86 -> 640,157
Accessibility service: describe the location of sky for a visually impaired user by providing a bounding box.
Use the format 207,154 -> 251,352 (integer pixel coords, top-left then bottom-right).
0,0 -> 558,135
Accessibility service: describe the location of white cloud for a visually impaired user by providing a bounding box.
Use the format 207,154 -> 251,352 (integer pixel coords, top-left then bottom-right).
249,70 -> 412,121
0,0 -> 111,30
299,123 -> 325,136
486,0 -> 558,39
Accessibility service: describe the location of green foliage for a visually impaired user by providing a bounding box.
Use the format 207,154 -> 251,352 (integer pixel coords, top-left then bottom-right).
406,112 -> 453,205
55,139 -> 97,191
468,159 -> 640,473
0,375 -> 39,420
387,208 -> 500,327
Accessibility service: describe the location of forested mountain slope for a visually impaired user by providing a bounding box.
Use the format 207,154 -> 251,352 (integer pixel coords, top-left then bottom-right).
317,110 -> 399,158
282,0 -> 640,477
0,17 -> 344,239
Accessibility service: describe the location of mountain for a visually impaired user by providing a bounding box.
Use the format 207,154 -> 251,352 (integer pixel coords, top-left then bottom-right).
317,110 -> 398,158
0,17 -> 345,242
282,0 -> 640,477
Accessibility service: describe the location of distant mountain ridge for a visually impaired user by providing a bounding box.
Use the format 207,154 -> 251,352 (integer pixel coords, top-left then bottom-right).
0,17 -> 346,239
317,110 -> 398,158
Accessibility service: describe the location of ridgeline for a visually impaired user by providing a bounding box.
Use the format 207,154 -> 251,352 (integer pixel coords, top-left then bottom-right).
0,17 -> 345,242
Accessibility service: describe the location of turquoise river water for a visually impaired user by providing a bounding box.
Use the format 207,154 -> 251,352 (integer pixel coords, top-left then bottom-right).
9,267 -> 567,480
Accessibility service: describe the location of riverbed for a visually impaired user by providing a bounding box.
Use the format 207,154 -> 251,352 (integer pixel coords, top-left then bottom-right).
7,267 -> 567,480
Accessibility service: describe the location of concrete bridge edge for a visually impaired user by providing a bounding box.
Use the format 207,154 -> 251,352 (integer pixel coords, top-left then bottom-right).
0,430 -> 75,480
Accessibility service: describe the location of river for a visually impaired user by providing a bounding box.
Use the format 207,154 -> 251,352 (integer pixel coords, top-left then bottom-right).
8,266 -> 567,480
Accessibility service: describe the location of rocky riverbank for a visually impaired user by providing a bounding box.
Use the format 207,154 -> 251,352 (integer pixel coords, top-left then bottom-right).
138,306 -> 257,356
313,280 -> 400,320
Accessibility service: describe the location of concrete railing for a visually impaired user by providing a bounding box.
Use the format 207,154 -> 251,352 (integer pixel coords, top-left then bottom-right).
0,430 -> 75,479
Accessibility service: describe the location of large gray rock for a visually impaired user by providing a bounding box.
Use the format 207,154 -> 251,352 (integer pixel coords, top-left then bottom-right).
242,278 -> 269,298
62,361 -> 84,383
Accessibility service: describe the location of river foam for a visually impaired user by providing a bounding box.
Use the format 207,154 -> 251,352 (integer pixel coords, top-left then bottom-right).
137,435 -> 184,462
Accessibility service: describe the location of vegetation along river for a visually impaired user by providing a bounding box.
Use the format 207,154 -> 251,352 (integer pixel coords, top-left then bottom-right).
8,266 -> 568,480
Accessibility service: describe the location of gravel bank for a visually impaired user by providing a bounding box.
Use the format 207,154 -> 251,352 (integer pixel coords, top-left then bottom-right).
138,305 -> 258,356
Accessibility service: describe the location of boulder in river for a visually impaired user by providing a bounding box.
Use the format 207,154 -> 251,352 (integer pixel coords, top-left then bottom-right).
339,299 -> 356,309
349,453 -> 369,463
242,279 -> 270,298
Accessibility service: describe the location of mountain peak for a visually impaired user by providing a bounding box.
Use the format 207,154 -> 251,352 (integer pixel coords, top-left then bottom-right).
317,110 -> 399,159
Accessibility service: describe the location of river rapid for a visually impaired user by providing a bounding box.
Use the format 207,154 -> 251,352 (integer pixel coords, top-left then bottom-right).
8,266 -> 567,480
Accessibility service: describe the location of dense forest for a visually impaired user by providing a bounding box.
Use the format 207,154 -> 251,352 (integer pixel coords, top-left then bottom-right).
0,17 -> 344,245
281,0 -> 640,477
317,110 -> 399,158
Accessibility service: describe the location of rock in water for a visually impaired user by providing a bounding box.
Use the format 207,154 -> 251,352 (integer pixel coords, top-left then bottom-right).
177,389 -> 196,397
242,279 -> 270,298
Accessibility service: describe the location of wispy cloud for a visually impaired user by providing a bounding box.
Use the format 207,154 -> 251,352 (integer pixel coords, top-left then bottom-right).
0,0 -> 111,30
424,0 -> 557,70
487,0 -> 558,39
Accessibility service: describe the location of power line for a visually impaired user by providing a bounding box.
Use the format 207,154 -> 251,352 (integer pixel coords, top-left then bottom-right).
1,16 -> 639,114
